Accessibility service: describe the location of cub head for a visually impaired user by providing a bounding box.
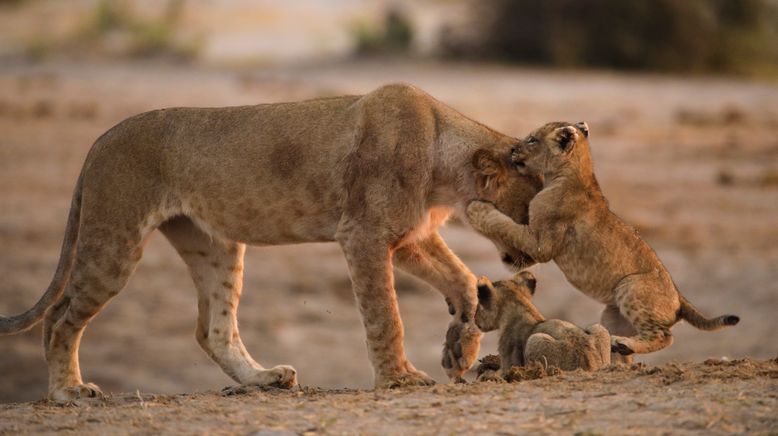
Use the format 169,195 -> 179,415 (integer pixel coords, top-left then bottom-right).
471,142 -> 544,270
511,121 -> 591,180
474,271 -> 539,332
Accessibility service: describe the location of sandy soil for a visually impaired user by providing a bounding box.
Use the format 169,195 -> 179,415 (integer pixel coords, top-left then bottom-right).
0,59 -> 777,431
0,359 -> 775,435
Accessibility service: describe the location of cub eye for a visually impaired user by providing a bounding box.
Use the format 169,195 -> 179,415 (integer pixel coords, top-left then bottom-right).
526,136 -> 538,145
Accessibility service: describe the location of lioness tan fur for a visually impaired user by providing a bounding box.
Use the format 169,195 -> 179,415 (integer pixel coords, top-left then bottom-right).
466,121 -> 739,358
473,272 -> 610,381
0,84 -> 542,401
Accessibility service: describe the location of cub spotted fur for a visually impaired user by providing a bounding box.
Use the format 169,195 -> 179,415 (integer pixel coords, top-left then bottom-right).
467,121 -> 739,358
473,272 -> 610,381
0,84 -> 542,401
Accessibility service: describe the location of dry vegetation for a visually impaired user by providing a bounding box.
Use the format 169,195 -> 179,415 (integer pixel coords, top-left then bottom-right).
1,59 -> 778,432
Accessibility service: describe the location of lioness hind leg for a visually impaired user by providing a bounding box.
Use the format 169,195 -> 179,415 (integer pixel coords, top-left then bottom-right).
45,225 -> 146,402
159,217 -> 296,388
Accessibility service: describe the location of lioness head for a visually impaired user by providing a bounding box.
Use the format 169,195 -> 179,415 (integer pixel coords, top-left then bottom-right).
511,121 -> 591,179
474,271 -> 539,332
471,145 -> 543,270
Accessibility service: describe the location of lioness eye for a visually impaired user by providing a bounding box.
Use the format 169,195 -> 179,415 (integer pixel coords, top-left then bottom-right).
527,136 -> 538,144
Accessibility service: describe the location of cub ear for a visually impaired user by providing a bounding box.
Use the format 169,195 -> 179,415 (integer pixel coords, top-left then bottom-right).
476,276 -> 495,309
552,125 -> 580,152
574,121 -> 589,138
472,148 -> 506,192
515,271 -> 537,295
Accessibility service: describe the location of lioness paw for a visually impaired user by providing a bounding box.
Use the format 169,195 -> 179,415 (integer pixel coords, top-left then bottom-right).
442,321 -> 482,380
376,369 -> 436,389
244,365 -> 298,389
49,383 -> 104,403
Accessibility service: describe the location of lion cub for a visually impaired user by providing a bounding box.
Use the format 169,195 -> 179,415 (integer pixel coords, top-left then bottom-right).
474,271 -> 611,380
467,122 -> 739,356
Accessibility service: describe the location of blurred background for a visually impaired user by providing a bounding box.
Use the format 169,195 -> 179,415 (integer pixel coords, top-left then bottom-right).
1,0 -> 777,403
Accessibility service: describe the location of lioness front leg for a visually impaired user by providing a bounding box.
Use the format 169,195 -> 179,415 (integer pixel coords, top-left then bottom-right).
393,232 -> 482,381
337,230 -> 435,388
160,217 -> 296,389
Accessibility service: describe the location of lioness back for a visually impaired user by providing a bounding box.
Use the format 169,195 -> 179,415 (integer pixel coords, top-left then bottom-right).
83,86 -> 441,246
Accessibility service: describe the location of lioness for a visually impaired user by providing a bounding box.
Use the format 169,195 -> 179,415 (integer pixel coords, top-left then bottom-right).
466,121 -> 739,357
0,84 -> 542,401
474,272 -> 610,381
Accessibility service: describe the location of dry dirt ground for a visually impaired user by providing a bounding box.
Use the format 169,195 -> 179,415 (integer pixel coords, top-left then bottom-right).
1,59 -> 778,432
0,359 -> 775,435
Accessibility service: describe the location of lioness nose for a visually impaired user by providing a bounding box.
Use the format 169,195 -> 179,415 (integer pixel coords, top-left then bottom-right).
501,253 -> 514,264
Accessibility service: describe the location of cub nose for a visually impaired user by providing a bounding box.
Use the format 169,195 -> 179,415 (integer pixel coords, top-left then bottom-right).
501,253 -> 514,264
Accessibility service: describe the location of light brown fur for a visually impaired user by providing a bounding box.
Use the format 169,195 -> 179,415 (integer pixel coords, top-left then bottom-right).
0,84 -> 541,400
466,121 -> 739,359
473,272 -> 610,381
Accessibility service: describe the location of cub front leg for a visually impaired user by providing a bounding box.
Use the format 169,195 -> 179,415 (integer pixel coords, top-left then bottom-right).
338,230 -> 435,388
466,201 -> 555,263
394,233 -> 482,382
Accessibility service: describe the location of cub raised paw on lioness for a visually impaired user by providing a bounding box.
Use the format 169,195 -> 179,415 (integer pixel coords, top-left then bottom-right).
466,121 -> 739,358
0,84 -> 543,401
472,271 -> 610,381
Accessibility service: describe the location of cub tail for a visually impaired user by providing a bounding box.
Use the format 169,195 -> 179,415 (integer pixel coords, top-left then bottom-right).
678,295 -> 739,331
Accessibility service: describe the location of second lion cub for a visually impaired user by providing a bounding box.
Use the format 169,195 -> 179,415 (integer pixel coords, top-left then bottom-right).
467,121 -> 739,356
474,271 -> 611,380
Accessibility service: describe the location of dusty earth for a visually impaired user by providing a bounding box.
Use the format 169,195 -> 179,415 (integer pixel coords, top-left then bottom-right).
1,59 -> 778,432
0,359 -> 776,434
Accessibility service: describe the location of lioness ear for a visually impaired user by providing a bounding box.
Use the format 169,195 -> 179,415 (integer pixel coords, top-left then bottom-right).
553,126 -> 580,152
472,148 -> 505,192
574,121 -> 589,138
476,276 -> 494,309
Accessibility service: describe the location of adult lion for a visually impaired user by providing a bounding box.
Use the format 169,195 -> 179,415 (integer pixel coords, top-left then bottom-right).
0,84 -> 540,401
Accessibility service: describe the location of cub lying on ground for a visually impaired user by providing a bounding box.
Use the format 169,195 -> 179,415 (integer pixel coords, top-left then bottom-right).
467,121 -> 739,357
474,272 -> 611,380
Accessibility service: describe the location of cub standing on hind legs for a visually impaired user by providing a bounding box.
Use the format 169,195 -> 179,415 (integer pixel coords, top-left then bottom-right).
466,121 -> 739,358
0,84 -> 543,401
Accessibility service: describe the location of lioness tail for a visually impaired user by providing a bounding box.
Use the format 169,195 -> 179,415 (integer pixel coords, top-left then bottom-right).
678,295 -> 739,331
0,172 -> 83,334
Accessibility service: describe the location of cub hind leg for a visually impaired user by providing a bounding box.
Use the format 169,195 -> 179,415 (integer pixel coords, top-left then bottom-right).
583,323 -> 612,367
610,274 -> 676,356
160,216 -> 296,388
600,305 -> 636,364
44,223 -> 147,401
524,332 -> 564,368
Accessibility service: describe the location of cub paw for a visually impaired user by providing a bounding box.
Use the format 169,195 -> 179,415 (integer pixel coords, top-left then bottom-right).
476,370 -> 505,383
466,201 -> 497,226
49,383 -> 103,402
611,340 -> 635,356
